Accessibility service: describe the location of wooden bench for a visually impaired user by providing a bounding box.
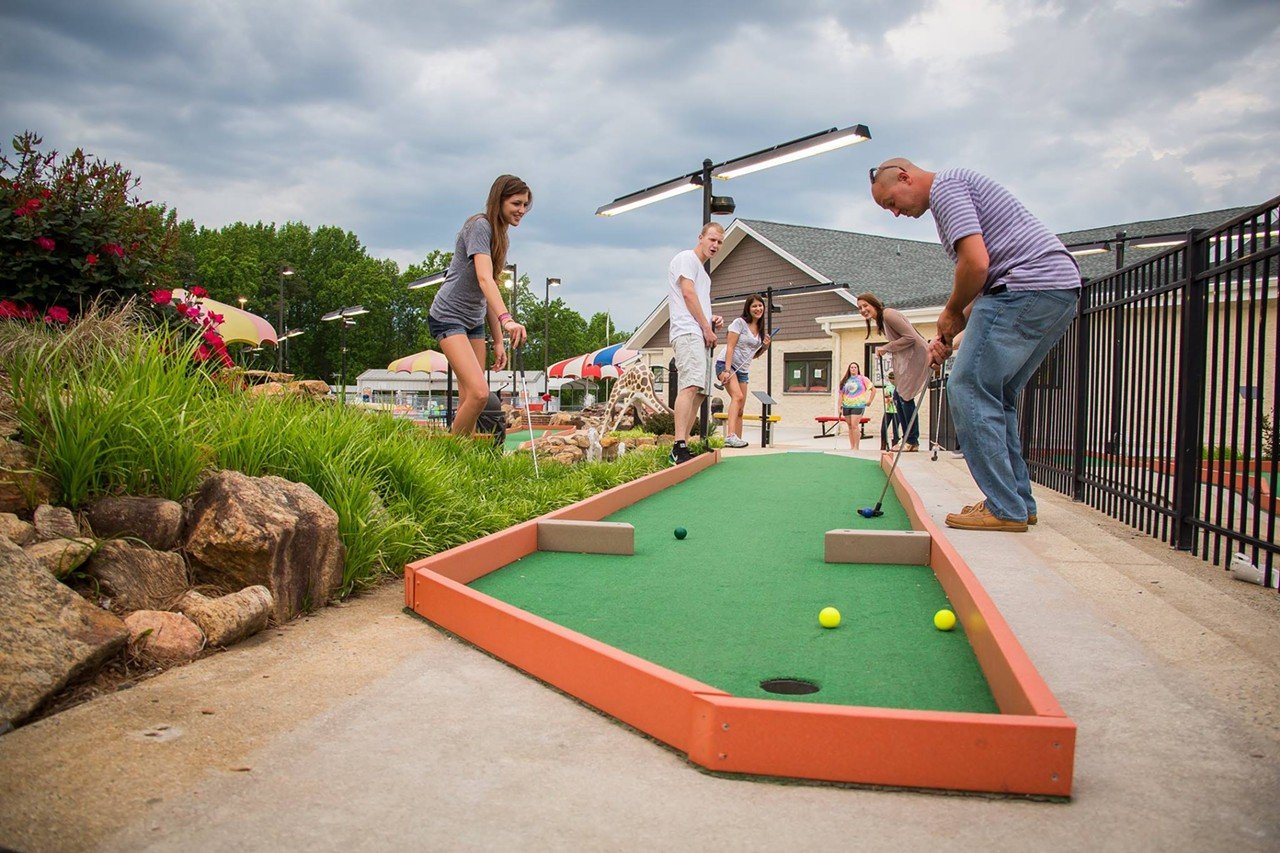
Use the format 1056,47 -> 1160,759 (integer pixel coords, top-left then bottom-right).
815,415 -> 870,439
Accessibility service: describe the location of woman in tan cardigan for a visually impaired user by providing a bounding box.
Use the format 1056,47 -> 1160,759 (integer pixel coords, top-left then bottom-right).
856,292 -> 929,451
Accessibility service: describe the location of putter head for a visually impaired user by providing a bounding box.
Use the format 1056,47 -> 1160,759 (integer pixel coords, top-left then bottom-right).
476,392 -> 507,449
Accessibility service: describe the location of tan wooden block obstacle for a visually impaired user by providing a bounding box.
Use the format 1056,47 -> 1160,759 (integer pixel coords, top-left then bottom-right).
537,520 -> 635,555
824,529 -> 932,565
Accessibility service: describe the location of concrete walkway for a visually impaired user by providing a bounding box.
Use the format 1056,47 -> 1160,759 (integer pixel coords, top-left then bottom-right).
2,434 -> 1279,851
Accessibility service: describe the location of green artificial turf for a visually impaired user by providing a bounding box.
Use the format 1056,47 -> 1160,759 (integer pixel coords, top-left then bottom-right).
471,453 -> 999,714
503,428 -> 553,452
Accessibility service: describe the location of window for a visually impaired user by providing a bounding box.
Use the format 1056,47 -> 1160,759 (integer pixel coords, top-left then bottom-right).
784,352 -> 831,393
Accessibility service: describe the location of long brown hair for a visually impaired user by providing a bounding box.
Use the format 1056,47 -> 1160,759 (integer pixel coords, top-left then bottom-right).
474,174 -> 531,275
739,294 -> 766,338
857,291 -> 885,337
840,361 -> 863,388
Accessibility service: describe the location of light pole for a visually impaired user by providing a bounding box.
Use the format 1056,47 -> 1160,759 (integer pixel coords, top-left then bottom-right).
320,305 -> 368,404
503,263 -> 518,316
280,328 -> 304,371
596,124 -> 872,439
276,266 -> 294,372
237,295 -> 248,310
544,277 -> 560,394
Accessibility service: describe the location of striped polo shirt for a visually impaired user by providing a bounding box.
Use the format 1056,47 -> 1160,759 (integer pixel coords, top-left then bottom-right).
930,168 -> 1081,293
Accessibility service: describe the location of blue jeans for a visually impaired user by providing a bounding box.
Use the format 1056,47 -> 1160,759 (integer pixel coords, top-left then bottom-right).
894,392 -> 920,445
948,289 -> 1078,521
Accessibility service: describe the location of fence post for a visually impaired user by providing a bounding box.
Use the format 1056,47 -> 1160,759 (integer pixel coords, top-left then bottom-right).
1173,229 -> 1209,551
1072,281 -> 1090,501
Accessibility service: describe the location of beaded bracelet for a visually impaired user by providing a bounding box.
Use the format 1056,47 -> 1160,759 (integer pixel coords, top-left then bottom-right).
498,312 -> 512,324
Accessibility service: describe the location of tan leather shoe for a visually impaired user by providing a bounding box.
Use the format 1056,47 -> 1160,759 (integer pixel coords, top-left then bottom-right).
945,504 -> 1028,532
962,499 -> 1037,525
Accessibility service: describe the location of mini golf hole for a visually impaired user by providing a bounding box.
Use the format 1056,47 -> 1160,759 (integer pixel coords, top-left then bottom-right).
760,677 -> 820,695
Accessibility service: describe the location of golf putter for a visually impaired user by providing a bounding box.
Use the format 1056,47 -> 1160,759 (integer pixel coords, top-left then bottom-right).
858,379 -> 930,518
514,344 -> 540,479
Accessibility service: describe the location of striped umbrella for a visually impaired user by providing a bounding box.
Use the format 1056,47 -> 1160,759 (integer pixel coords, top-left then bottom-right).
549,345 -> 640,378
387,349 -> 450,374
170,289 -> 278,346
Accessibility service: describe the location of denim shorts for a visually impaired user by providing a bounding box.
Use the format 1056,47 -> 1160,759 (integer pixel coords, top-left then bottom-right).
715,360 -> 750,383
841,405 -> 867,416
428,314 -> 485,340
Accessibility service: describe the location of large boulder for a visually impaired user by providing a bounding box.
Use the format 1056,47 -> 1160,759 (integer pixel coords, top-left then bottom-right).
183,471 -> 345,622
0,440 -> 56,513
85,496 -> 184,551
177,586 -> 273,648
123,610 -> 204,663
0,538 -> 128,729
82,540 -> 189,612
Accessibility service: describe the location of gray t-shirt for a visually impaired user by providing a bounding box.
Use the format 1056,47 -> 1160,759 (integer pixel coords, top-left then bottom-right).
718,317 -> 762,372
429,216 -> 494,328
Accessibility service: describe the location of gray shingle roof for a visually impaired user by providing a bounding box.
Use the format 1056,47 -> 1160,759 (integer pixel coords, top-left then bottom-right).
741,204 -> 1257,304
738,219 -> 954,309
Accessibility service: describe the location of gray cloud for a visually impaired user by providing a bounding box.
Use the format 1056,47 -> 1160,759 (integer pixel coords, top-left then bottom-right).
2,0 -> 1276,327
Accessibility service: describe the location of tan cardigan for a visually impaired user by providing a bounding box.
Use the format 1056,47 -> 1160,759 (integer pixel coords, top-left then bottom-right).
878,308 -> 929,400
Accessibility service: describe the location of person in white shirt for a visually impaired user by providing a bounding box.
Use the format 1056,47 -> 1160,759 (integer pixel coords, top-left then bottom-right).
666,222 -> 725,465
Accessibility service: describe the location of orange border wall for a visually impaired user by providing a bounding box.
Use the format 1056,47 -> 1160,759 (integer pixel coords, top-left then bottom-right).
406,450 -> 1076,796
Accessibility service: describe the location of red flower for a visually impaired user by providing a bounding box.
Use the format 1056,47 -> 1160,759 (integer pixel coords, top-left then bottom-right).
184,305 -> 202,320
202,329 -> 223,346
189,286 -> 208,298
541,393 -> 552,401
206,311 -> 224,326
18,304 -> 36,321
194,344 -> 212,362
44,306 -> 70,325
0,300 -> 20,319
101,242 -> 125,257
130,241 -> 140,251
39,188 -> 52,199
33,236 -> 55,251
85,253 -> 99,266
151,289 -> 173,305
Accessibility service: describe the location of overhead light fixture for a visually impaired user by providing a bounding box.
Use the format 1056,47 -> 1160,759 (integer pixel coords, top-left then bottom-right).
321,309 -> 343,322
1068,241 -> 1112,257
281,267 -> 295,277
407,270 -> 447,290
709,195 -> 736,216
342,305 -> 368,318
712,124 -> 871,180
596,173 -> 701,217
1129,238 -> 1185,249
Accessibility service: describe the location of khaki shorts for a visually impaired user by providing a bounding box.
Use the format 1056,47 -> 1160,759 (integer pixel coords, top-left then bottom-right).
672,333 -> 712,394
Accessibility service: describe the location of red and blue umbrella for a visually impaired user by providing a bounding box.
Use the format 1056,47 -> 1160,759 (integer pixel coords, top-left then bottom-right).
548,344 -> 640,379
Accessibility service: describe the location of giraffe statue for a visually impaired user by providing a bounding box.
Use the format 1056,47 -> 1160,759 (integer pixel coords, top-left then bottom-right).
592,364 -> 671,435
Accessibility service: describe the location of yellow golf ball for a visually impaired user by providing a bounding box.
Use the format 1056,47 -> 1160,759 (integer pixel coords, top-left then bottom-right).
818,606 -> 841,628
934,609 -> 957,631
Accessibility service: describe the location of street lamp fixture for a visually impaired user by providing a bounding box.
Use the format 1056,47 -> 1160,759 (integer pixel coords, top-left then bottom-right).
238,295 -> 248,309
544,277 -> 561,394
321,305 -> 368,404
277,266 -> 295,371
595,122 -> 872,440
407,270 -> 447,290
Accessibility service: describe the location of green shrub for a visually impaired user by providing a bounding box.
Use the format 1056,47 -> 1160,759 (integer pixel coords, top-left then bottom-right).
0,131 -> 180,309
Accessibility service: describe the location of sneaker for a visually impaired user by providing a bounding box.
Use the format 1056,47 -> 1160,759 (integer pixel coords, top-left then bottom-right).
725,435 -> 749,448
669,444 -> 693,466
945,505 -> 1028,532
962,499 -> 1036,525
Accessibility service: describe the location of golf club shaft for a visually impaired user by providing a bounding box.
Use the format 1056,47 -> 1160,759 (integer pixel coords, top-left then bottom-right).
870,379 -> 931,510
514,344 -> 540,478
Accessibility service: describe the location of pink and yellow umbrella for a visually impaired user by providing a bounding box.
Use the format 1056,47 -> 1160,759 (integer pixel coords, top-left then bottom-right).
170,289 -> 278,346
387,349 -> 450,374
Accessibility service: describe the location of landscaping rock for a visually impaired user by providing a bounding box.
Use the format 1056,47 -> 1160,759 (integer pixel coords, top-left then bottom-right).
183,471 -> 345,623
287,380 -> 331,397
0,512 -> 35,545
85,496 -> 184,551
0,538 -> 128,729
177,586 -> 273,647
24,538 -> 95,578
33,505 -> 80,542
0,440 -> 56,513
82,540 -> 189,612
123,610 -> 204,663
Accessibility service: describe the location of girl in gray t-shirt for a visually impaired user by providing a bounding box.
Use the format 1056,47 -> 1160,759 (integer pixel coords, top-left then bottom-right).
714,294 -> 772,448
427,174 -> 531,436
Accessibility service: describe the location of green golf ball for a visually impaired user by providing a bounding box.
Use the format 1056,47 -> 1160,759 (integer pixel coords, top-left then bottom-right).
674,527 -> 687,540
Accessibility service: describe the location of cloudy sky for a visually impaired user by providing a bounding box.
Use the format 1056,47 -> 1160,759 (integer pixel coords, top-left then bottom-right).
2,0 -> 1277,328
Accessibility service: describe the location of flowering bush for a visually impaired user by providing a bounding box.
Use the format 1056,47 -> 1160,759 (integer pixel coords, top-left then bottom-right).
152,287 -> 235,368
0,131 -> 180,310
0,298 -> 71,325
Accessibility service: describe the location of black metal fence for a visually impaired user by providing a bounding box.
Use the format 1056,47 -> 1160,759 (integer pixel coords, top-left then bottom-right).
1019,196 -> 1280,588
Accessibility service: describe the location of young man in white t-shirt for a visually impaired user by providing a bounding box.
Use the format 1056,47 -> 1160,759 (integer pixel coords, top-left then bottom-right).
666,222 -> 725,465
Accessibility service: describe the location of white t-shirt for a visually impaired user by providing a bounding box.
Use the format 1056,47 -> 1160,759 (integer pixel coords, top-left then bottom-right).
667,249 -> 711,339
